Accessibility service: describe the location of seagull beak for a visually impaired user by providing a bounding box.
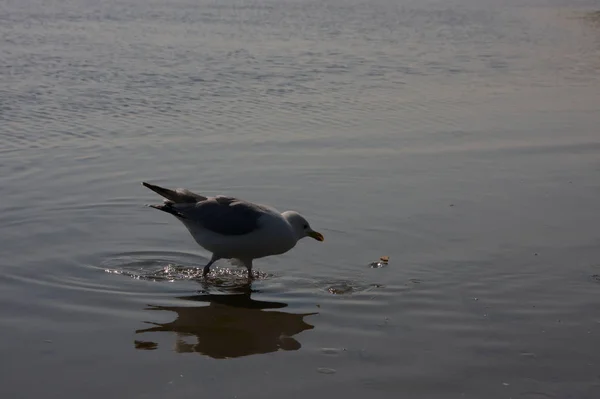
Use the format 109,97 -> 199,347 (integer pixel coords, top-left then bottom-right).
308,230 -> 324,242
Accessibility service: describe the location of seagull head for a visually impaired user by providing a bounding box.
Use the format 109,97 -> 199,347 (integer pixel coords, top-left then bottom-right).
282,211 -> 324,242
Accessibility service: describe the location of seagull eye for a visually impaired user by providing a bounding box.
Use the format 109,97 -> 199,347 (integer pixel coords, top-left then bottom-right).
303,224 -> 308,229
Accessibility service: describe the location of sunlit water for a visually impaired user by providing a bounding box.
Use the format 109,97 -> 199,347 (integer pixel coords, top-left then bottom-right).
1,0 -> 600,398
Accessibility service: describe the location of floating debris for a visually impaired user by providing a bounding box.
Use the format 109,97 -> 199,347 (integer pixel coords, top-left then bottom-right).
317,367 -> 337,375
369,256 -> 389,268
328,283 -> 354,295
134,340 -> 158,350
321,348 -> 342,355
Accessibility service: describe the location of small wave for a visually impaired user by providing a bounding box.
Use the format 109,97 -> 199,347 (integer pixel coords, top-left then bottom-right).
322,280 -> 386,296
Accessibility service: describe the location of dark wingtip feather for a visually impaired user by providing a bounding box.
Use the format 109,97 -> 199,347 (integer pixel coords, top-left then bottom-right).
142,181 -> 164,193
142,181 -> 206,203
142,181 -> 178,200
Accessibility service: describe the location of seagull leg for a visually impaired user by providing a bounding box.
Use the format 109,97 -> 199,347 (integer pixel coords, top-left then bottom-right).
202,255 -> 219,277
243,259 -> 254,279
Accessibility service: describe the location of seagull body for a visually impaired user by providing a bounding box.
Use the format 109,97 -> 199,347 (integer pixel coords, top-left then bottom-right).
142,182 -> 324,277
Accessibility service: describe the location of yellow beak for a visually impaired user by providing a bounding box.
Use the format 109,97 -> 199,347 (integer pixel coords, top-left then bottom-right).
308,231 -> 324,242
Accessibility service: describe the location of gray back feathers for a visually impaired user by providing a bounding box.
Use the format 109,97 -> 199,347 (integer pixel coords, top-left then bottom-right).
143,182 -> 271,236
185,196 -> 269,235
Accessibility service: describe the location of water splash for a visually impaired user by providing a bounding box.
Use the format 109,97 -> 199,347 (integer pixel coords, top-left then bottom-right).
102,252 -> 272,283
105,264 -> 272,282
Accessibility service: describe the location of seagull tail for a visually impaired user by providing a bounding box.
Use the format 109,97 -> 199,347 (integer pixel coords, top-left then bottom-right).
146,203 -> 187,219
142,181 -> 206,203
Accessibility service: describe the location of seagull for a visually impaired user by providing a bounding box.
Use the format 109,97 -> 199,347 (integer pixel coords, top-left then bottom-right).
142,182 -> 324,278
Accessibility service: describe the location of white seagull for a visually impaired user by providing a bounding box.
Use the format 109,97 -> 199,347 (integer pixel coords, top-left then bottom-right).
142,182 -> 324,277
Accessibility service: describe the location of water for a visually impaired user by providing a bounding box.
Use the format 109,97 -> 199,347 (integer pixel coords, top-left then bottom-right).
1,0 -> 600,397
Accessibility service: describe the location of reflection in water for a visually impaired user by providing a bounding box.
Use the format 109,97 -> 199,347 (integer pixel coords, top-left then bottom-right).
135,284 -> 317,359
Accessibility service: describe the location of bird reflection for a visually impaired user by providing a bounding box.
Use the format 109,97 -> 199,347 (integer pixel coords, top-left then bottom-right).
134,283 -> 317,359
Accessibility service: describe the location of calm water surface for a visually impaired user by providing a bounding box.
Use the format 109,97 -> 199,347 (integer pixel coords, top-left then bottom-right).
1,0 -> 600,398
